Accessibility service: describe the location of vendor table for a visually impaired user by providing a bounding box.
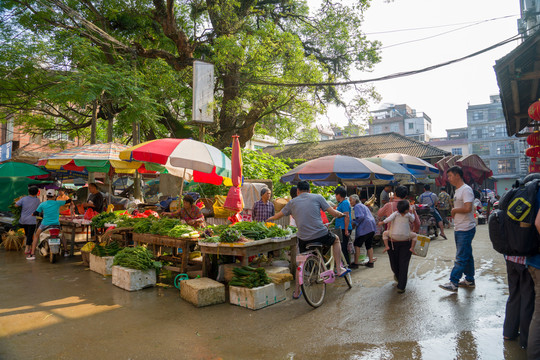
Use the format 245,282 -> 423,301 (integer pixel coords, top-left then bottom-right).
60,218 -> 91,257
199,236 -> 297,278
132,233 -> 198,274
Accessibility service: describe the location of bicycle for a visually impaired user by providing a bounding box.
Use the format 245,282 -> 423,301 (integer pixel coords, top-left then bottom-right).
294,228 -> 352,308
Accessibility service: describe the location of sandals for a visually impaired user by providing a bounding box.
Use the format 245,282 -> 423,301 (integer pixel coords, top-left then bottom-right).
292,290 -> 302,300
337,268 -> 352,277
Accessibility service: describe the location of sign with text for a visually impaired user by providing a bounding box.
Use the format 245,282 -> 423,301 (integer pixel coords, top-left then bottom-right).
192,60 -> 215,124
0,141 -> 12,162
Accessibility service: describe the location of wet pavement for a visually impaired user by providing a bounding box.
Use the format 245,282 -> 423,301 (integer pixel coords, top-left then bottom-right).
0,225 -> 529,359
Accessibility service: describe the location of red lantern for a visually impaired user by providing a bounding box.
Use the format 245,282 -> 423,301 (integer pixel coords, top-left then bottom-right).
528,132 -> 540,146
529,101 -> 540,121
526,146 -> 540,159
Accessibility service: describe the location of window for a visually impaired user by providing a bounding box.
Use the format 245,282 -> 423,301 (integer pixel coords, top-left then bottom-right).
4,119 -> 13,142
44,131 -> 71,141
473,111 -> 484,121
451,148 -> 463,155
495,125 -> 506,137
408,123 -> 414,129
472,143 -> 490,155
372,125 -> 382,134
254,145 -> 264,150
498,159 -> 516,174
390,123 -> 400,133
496,142 -> 515,155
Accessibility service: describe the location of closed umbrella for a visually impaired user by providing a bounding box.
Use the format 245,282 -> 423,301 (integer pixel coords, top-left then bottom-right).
224,135 -> 243,212
280,155 -> 394,186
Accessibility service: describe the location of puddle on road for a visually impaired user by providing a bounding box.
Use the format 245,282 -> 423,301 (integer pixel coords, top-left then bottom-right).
286,328 -> 527,360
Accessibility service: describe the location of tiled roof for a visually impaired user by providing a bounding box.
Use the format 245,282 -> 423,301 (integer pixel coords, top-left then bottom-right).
264,132 -> 449,162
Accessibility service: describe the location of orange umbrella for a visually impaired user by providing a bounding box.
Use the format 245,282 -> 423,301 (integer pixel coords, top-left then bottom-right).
224,135 -> 243,213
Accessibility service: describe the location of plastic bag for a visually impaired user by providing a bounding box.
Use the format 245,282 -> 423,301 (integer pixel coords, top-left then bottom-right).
347,240 -> 355,254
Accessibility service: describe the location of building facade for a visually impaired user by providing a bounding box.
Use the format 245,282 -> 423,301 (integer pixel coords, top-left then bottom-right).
369,104 -> 432,141
467,95 -> 527,192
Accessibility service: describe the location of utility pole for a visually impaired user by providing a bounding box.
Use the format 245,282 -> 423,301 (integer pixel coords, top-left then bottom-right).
88,98 -> 98,183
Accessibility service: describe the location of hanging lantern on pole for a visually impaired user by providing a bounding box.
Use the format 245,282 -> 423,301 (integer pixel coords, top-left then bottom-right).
527,131 -> 540,147
529,100 -> 540,121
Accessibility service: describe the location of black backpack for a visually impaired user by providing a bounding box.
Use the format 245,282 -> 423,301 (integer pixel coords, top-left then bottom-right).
488,179 -> 540,256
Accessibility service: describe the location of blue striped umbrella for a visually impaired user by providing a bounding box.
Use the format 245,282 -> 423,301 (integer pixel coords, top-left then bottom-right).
280,155 -> 394,186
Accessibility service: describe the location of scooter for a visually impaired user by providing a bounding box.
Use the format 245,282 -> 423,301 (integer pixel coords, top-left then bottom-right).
415,204 -> 438,240
37,225 -> 63,263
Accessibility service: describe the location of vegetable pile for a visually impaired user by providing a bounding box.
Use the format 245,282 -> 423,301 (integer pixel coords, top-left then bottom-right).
219,228 -> 242,243
167,224 -> 198,238
91,241 -> 121,257
230,222 -> 269,240
148,218 -> 181,235
229,266 -> 272,288
91,212 -> 117,228
113,246 -> 161,271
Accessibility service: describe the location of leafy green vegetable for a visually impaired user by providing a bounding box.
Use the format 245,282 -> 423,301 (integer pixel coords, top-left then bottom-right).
132,218 -> 154,233
167,224 -> 196,238
219,228 -> 242,243
91,241 -> 121,257
91,212 -> 117,228
113,246 -> 161,271
149,217 -> 181,235
230,221 -> 270,240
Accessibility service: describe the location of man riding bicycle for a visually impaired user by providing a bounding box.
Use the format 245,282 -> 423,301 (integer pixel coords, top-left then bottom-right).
267,181 -> 350,277
27,189 -> 72,260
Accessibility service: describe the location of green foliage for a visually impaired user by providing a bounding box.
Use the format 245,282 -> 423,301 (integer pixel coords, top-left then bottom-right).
0,0 -> 380,148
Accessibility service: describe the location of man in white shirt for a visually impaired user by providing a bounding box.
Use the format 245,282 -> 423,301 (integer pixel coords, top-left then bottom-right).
439,166 -> 476,292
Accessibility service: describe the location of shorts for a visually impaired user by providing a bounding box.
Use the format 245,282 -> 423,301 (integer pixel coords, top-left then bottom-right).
354,231 -> 374,250
298,230 -> 337,253
21,224 -> 36,246
431,209 -> 443,223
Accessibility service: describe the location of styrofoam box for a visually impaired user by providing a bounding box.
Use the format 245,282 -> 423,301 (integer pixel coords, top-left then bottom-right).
112,265 -> 156,291
89,254 -> 114,276
229,283 -> 285,310
180,278 -> 226,307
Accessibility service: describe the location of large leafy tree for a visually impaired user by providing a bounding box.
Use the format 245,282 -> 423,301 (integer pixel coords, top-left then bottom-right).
0,0 -> 380,148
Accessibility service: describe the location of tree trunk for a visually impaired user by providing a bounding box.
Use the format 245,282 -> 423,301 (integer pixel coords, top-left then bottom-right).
88,99 -> 98,183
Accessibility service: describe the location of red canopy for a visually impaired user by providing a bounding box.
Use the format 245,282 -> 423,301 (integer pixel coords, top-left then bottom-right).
456,154 -> 493,185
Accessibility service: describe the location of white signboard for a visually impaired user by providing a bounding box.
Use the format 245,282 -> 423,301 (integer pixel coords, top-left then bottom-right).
0,141 -> 12,162
192,60 -> 215,124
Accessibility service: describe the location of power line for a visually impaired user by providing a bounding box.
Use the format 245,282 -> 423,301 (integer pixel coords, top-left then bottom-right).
380,15 -> 520,50
241,32 -> 524,88
366,14 -> 518,35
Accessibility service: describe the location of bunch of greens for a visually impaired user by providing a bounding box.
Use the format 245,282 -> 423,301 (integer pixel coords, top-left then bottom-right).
91,241 -> 121,257
167,224 -> 196,238
91,212 -> 117,228
114,215 -> 139,228
229,266 -> 272,288
266,225 -> 291,238
199,236 -> 220,243
8,201 -> 21,227
113,246 -> 161,271
132,218 -> 155,233
149,217 -> 180,235
230,221 -> 270,240
219,228 -> 242,243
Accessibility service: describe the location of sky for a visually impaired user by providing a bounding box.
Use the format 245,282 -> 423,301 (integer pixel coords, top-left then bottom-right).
318,0 -> 522,138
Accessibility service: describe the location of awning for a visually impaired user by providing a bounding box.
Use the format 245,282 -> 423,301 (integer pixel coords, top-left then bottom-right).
494,30 -> 540,136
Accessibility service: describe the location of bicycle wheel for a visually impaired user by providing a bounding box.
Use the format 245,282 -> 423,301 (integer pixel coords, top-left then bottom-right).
301,255 -> 326,308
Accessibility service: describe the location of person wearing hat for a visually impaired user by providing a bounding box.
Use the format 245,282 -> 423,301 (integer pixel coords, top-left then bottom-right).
26,189 -> 72,260
252,187 -> 275,222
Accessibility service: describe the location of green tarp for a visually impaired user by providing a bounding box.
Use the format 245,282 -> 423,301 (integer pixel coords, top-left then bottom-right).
0,177 -> 50,212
